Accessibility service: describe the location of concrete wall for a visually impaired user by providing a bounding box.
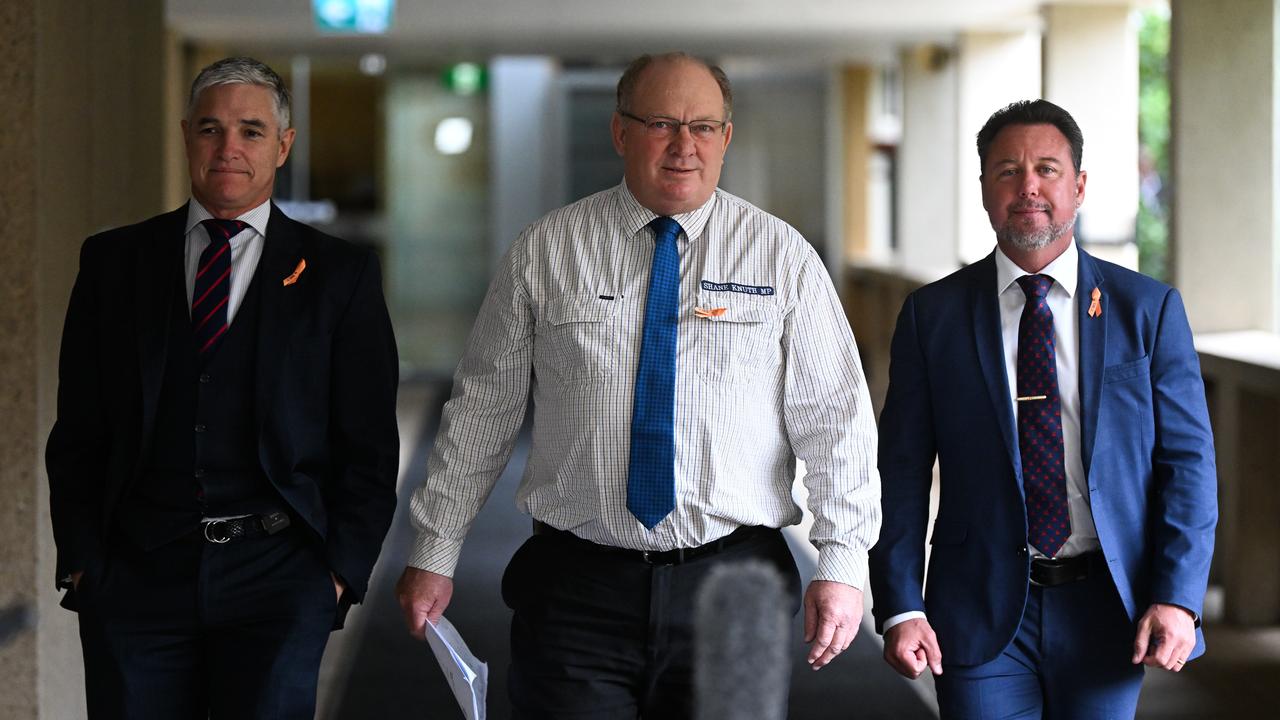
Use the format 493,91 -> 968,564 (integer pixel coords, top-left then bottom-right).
956,31 -> 1042,264
1044,2 -> 1140,258
898,45 -> 960,274
490,57 -> 563,267
0,1 -> 168,717
720,64 -> 830,255
1172,0 -> 1278,333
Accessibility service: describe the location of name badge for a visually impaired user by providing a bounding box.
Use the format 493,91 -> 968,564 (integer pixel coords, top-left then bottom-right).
700,280 -> 775,296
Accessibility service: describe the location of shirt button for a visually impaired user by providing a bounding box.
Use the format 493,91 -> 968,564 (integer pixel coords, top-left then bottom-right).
199,374 -> 212,384
194,424 -> 207,433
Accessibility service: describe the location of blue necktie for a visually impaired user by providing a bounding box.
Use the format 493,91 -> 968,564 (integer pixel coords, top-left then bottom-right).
193,219 -> 247,357
627,216 -> 682,529
1016,274 -> 1070,557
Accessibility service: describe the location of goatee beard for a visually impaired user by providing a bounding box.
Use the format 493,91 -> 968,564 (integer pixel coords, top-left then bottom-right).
998,209 -> 1078,251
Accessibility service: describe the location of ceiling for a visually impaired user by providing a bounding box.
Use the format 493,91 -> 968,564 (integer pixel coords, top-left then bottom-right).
166,0 -> 1087,63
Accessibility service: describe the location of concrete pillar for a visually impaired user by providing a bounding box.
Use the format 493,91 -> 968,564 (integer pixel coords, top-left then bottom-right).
0,1 -> 167,717
1171,0 -> 1278,333
164,32 -> 191,211
1043,2 -> 1141,269
491,57 -> 564,266
956,31 -> 1042,264
0,4 -> 41,714
898,45 -> 960,274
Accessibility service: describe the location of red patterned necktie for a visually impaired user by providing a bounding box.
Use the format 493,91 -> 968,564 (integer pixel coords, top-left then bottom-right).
193,219 -> 247,356
1015,274 -> 1070,557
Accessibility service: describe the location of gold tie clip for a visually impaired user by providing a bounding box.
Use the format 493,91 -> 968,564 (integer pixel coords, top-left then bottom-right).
1016,395 -> 1048,402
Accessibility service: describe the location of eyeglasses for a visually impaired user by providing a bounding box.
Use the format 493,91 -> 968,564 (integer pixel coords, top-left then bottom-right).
618,110 -> 728,141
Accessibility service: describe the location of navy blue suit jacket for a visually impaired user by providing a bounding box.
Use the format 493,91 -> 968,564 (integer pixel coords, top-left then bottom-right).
868,247 -> 1217,667
47,203 -> 400,608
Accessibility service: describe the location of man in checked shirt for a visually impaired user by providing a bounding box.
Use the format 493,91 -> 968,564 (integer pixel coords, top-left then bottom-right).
397,52 -> 880,718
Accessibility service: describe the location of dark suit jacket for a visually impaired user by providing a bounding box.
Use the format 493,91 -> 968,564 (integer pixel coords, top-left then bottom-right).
868,247 -> 1217,667
47,202 -> 399,608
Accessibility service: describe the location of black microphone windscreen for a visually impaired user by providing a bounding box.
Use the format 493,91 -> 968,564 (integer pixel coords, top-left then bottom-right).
694,560 -> 789,720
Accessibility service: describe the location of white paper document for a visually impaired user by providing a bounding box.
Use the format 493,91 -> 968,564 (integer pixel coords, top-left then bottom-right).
424,616 -> 488,720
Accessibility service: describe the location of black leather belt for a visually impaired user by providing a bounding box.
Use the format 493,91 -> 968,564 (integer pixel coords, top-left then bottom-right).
532,522 -> 768,566
1029,552 -> 1098,587
200,511 -> 291,544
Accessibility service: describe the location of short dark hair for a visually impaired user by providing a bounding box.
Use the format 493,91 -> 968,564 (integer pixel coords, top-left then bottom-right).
976,99 -> 1083,174
616,52 -> 733,122
187,57 -> 291,133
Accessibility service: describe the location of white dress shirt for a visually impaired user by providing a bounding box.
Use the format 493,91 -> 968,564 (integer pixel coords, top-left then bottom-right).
883,241 -> 1101,632
995,241 -> 1100,558
183,199 -> 271,322
408,182 -> 881,586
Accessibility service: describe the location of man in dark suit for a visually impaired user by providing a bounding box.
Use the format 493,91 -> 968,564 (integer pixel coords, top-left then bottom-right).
868,100 -> 1217,718
46,56 -> 400,719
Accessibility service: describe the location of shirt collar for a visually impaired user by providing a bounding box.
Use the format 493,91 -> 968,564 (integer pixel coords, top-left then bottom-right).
995,239 -> 1079,299
615,180 -> 717,243
184,198 -> 272,239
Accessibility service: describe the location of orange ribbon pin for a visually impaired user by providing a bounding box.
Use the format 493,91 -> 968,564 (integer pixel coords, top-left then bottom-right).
693,307 -> 727,318
283,258 -> 306,287
1088,287 -> 1102,318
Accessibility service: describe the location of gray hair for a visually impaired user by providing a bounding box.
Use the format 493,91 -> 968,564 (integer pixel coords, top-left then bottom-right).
186,57 -> 291,133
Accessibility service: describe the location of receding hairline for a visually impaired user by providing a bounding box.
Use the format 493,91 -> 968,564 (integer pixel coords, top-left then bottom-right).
616,52 -> 733,121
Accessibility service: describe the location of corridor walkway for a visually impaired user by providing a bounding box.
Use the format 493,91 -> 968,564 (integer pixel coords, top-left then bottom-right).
313,378 -> 1276,719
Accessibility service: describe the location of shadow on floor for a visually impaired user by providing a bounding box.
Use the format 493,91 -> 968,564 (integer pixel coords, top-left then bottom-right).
321,378 -> 933,719
321,378 -> 1280,719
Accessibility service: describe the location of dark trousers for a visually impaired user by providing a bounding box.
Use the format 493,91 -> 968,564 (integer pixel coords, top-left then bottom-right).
934,558 -> 1145,720
76,527 -> 337,720
501,526 -> 802,720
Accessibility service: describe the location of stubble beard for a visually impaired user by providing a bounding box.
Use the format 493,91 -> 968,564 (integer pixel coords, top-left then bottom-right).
997,208 -> 1079,251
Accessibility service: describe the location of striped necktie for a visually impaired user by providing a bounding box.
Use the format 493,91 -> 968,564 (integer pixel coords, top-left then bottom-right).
627,216 -> 682,529
193,219 -> 247,357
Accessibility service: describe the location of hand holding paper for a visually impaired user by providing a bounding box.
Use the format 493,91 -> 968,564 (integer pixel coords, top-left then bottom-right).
424,616 -> 488,720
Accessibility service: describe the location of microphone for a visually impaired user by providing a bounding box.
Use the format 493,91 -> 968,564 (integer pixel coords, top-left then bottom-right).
694,560 -> 790,720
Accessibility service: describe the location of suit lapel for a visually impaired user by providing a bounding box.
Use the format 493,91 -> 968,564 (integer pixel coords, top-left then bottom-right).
254,203 -> 307,432
1076,249 -> 1107,477
137,206 -> 188,455
971,254 -> 1022,478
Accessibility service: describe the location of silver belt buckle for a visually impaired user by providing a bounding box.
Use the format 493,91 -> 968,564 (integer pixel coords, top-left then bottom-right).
203,519 -> 231,544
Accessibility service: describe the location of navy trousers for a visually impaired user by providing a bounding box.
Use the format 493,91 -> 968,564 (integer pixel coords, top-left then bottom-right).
502,527 -> 802,720
76,527 -> 337,719
934,559 -> 1145,720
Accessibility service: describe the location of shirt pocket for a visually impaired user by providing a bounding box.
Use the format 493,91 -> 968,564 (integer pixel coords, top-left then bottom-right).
539,292 -> 621,384
691,292 -> 782,382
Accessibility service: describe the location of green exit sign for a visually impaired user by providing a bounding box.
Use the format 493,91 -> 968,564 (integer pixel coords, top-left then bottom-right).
443,63 -> 486,95
313,0 -> 395,34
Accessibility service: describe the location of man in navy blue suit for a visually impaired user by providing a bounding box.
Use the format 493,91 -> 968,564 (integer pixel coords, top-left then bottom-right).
868,100 -> 1217,718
